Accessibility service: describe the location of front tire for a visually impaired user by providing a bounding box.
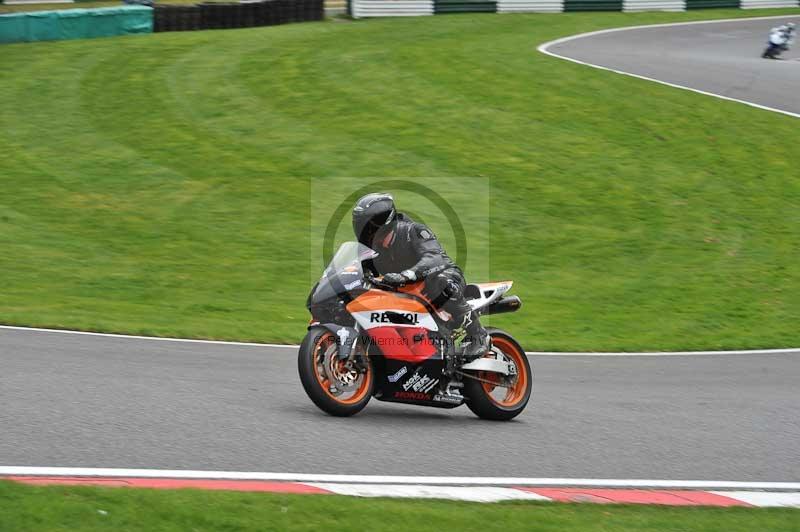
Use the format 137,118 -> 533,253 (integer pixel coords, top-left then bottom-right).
298,327 -> 373,417
463,328 -> 532,421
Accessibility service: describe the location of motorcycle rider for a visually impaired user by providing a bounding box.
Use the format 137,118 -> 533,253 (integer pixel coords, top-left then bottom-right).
351,192 -> 490,360
763,22 -> 795,59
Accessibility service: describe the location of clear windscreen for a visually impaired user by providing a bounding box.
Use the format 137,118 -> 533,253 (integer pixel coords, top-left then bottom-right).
310,242 -> 378,304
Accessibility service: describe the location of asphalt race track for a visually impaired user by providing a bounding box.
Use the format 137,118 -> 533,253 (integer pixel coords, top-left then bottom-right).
2,327 -> 798,482
543,16 -> 800,116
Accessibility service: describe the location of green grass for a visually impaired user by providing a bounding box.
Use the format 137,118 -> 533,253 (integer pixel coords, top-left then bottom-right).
1,481 -> 799,532
1,10 -> 800,351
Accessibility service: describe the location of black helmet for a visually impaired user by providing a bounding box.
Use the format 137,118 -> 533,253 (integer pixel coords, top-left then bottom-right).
352,193 -> 396,247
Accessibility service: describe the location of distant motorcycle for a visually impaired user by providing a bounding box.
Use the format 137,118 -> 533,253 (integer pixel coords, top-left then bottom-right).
763,24 -> 795,59
762,41 -> 790,60
298,242 -> 531,420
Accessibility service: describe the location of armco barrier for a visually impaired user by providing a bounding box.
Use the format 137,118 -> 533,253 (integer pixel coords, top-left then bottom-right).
352,0 -> 798,12
0,5 -> 152,44
353,0 -> 434,17
497,0 -> 564,13
623,0 -> 685,10
497,0 -> 563,12
741,0 -> 798,7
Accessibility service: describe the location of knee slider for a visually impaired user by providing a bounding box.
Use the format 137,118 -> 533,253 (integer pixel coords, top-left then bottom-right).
443,278 -> 462,300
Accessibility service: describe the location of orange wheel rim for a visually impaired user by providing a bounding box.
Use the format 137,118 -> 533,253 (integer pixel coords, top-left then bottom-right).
479,336 -> 528,408
312,332 -> 372,405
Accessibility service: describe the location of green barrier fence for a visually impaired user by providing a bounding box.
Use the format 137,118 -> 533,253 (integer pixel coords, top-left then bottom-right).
58,8 -> 91,37
0,5 -> 152,44
0,10 -> 26,37
26,10 -> 60,40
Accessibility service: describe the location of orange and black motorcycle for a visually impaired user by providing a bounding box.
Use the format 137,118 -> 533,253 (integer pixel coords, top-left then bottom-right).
299,242 -> 531,420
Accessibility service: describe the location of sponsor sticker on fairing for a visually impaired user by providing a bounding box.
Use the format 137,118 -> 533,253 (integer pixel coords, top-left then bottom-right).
352,309 -> 438,331
433,394 -> 462,405
393,391 -> 431,401
387,366 -> 408,383
369,312 -> 420,325
336,328 -> 350,346
402,372 -> 439,393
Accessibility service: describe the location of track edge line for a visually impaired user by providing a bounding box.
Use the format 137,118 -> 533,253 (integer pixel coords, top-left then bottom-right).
536,14 -> 800,120
1,324 -> 798,356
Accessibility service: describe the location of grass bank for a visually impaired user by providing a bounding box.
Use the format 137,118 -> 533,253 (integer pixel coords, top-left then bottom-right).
1,9 -> 799,350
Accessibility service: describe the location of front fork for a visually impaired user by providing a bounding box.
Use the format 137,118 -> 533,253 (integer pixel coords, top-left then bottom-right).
343,325 -> 372,374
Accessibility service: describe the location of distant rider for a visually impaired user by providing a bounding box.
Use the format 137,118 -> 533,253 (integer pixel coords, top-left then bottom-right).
351,193 -> 490,360
763,22 -> 795,59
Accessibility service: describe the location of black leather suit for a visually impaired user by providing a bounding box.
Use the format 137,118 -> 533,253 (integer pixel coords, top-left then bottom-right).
364,213 -> 472,327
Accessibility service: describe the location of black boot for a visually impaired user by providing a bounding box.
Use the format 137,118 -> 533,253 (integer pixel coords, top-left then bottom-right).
461,313 -> 490,361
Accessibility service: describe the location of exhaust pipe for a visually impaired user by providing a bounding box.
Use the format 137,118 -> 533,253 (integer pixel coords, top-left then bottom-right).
483,295 -> 522,316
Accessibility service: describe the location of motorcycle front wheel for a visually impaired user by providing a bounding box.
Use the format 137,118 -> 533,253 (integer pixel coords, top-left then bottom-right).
298,326 -> 373,417
463,328 -> 532,421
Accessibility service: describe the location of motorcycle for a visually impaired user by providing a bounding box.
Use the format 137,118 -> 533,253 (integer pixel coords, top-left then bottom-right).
763,29 -> 793,59
763,41 -> 790,59
298,241 -> 531,420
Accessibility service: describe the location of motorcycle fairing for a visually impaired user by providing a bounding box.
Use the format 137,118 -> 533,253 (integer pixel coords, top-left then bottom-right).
371,356 -> 461,409
466,281 -> 513,312
347,289 -> 440,363
313,323 -> 360,361
347,290 -> 439,331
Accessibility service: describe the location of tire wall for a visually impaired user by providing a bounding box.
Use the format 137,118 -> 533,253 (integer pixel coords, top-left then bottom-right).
0,1 -> 324,45
154,0 -> 324,32
685,0 -> 739,8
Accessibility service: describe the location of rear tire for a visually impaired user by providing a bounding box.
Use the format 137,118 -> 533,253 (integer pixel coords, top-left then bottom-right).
463,328 -> 532,421
298,327 -> 373,417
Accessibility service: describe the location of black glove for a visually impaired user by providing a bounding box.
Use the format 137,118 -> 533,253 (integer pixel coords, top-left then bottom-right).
382,272 -> 407,286
383,270 -> 417,286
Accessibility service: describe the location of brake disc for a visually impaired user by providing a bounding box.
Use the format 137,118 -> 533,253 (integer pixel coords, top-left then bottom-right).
321,344 -> 359,394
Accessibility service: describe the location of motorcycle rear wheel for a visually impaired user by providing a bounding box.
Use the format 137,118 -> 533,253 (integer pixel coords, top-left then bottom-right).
463,328 -> 532,421
298,326 -> 373,417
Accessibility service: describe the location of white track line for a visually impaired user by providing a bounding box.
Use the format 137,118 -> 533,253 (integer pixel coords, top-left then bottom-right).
524,348 -> 800,356
538,15 -> 800,120
712,491 -> 800,507
1,324 -> 797,356
307,483 -> 550,502
1,467 -> 798,490
0,324 -> 294,349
